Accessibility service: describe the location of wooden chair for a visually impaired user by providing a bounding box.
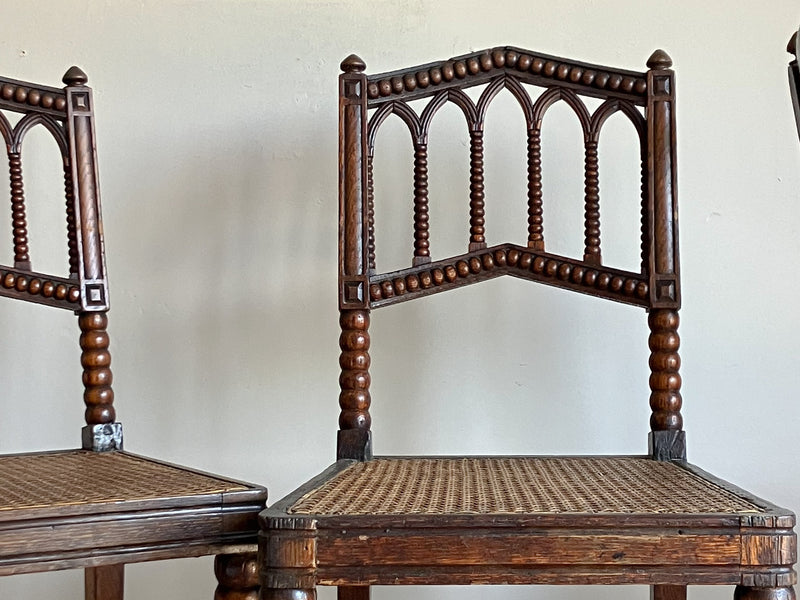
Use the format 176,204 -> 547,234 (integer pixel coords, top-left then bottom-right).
259,47 -> 797,600
789,27 -> 800,141
0,68 -> 267,599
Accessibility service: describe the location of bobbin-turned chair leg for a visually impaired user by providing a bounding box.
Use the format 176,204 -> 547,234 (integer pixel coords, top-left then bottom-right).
85,565 -> 124,600
214,553 -> 259,600
734,586 -> 796,600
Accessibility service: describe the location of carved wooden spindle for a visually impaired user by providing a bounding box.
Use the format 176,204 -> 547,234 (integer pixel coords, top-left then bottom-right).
527,128 -> 544,250
338,309 -> 371,460
648,308 -> 683,459
367,154 -> 376,270
413,143 -> 430,264
583,140 -> 601,264
214,553 -> 259,600
64,162 -> 79,276
468,129 -> 486,250
8,151 -> 31,270
79,311 -> 115,426
640,147 -> 649,273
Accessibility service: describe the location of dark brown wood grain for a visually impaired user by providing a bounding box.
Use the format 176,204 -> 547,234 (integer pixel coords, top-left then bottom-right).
215,553 -> 260,600
0,67 -> 268,599
651,584 -> 687,600
337,587 -> 370,600
85,564 -> 124,600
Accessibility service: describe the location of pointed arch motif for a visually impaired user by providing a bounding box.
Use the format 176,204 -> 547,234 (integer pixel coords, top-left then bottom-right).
476,76 -> 534,128
367,101 -> 421,152
531,87 -> 591,139
11,113 -> 68,157
419,89 -> 477,138
0,112 -> 12,149
589,99 -> 646,142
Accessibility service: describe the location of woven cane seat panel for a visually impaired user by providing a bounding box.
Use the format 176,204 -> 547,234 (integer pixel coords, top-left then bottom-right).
0,450 -> 249,512
289,457 -> 764,516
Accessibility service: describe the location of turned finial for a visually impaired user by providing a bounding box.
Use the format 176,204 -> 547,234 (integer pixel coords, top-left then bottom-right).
647,49 -> 672,70
788,30 -> 798,55
63,66 -> 88,86
341,54 -> 366,73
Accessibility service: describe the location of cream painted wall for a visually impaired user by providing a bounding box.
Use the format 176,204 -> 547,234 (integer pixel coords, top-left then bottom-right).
0,1 -> 798,599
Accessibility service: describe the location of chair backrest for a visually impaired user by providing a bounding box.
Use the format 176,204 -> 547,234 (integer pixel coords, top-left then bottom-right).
789,28 -> 800,141
0,67 -> 120,451
337,48 -> 683,462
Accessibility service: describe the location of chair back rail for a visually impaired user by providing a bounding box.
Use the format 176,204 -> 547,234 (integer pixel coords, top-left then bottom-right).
0,68 -> 118,448
337,48 -> 683,461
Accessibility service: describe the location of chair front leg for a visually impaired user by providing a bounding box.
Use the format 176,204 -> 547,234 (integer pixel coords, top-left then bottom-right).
214,553 -> 259,600
85,564 -> 124,600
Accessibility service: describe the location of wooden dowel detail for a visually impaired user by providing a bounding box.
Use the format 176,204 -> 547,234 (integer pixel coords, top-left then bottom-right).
469,130 -> 486,249
8,152 -> 30,270
413,143 -> 430,263
367,154 -> 376,270
583,140 -> 601,264
527,128 -> 544,250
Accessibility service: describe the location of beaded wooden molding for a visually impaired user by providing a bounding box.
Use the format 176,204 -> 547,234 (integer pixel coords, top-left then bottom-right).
339,47 -> 678,314
0,67 -> 109,313
364,46 -> 650,106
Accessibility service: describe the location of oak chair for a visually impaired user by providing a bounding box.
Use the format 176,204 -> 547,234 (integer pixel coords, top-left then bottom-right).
259,46 -> 798,600
789,27 -> 800,141
0,68 -> 267,599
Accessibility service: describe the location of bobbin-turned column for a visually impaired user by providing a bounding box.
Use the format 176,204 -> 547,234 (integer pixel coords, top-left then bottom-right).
215,553 -> 260,600
644,50 -> 683,461
338,55 -> 371,461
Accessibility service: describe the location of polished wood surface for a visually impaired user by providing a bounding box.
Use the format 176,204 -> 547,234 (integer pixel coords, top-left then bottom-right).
259,45 -> 797,600
85,565 -> 124,600
0,68 -> 267,597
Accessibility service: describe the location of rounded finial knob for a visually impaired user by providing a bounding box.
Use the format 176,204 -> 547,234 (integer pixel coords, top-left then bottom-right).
63,66 -> 88,86
788,30 -> 798,55
646,49 -> 673,70
341,54 -> 366,73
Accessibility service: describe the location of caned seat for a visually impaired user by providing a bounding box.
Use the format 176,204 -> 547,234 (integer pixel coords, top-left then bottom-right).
258,47 -> 797,600
0,68 -> 266,599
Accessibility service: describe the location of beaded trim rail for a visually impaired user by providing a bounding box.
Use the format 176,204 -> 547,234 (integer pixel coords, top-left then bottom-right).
0,450 -> 248,511
365,47 -> 650,105
289,457 -> 764,515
